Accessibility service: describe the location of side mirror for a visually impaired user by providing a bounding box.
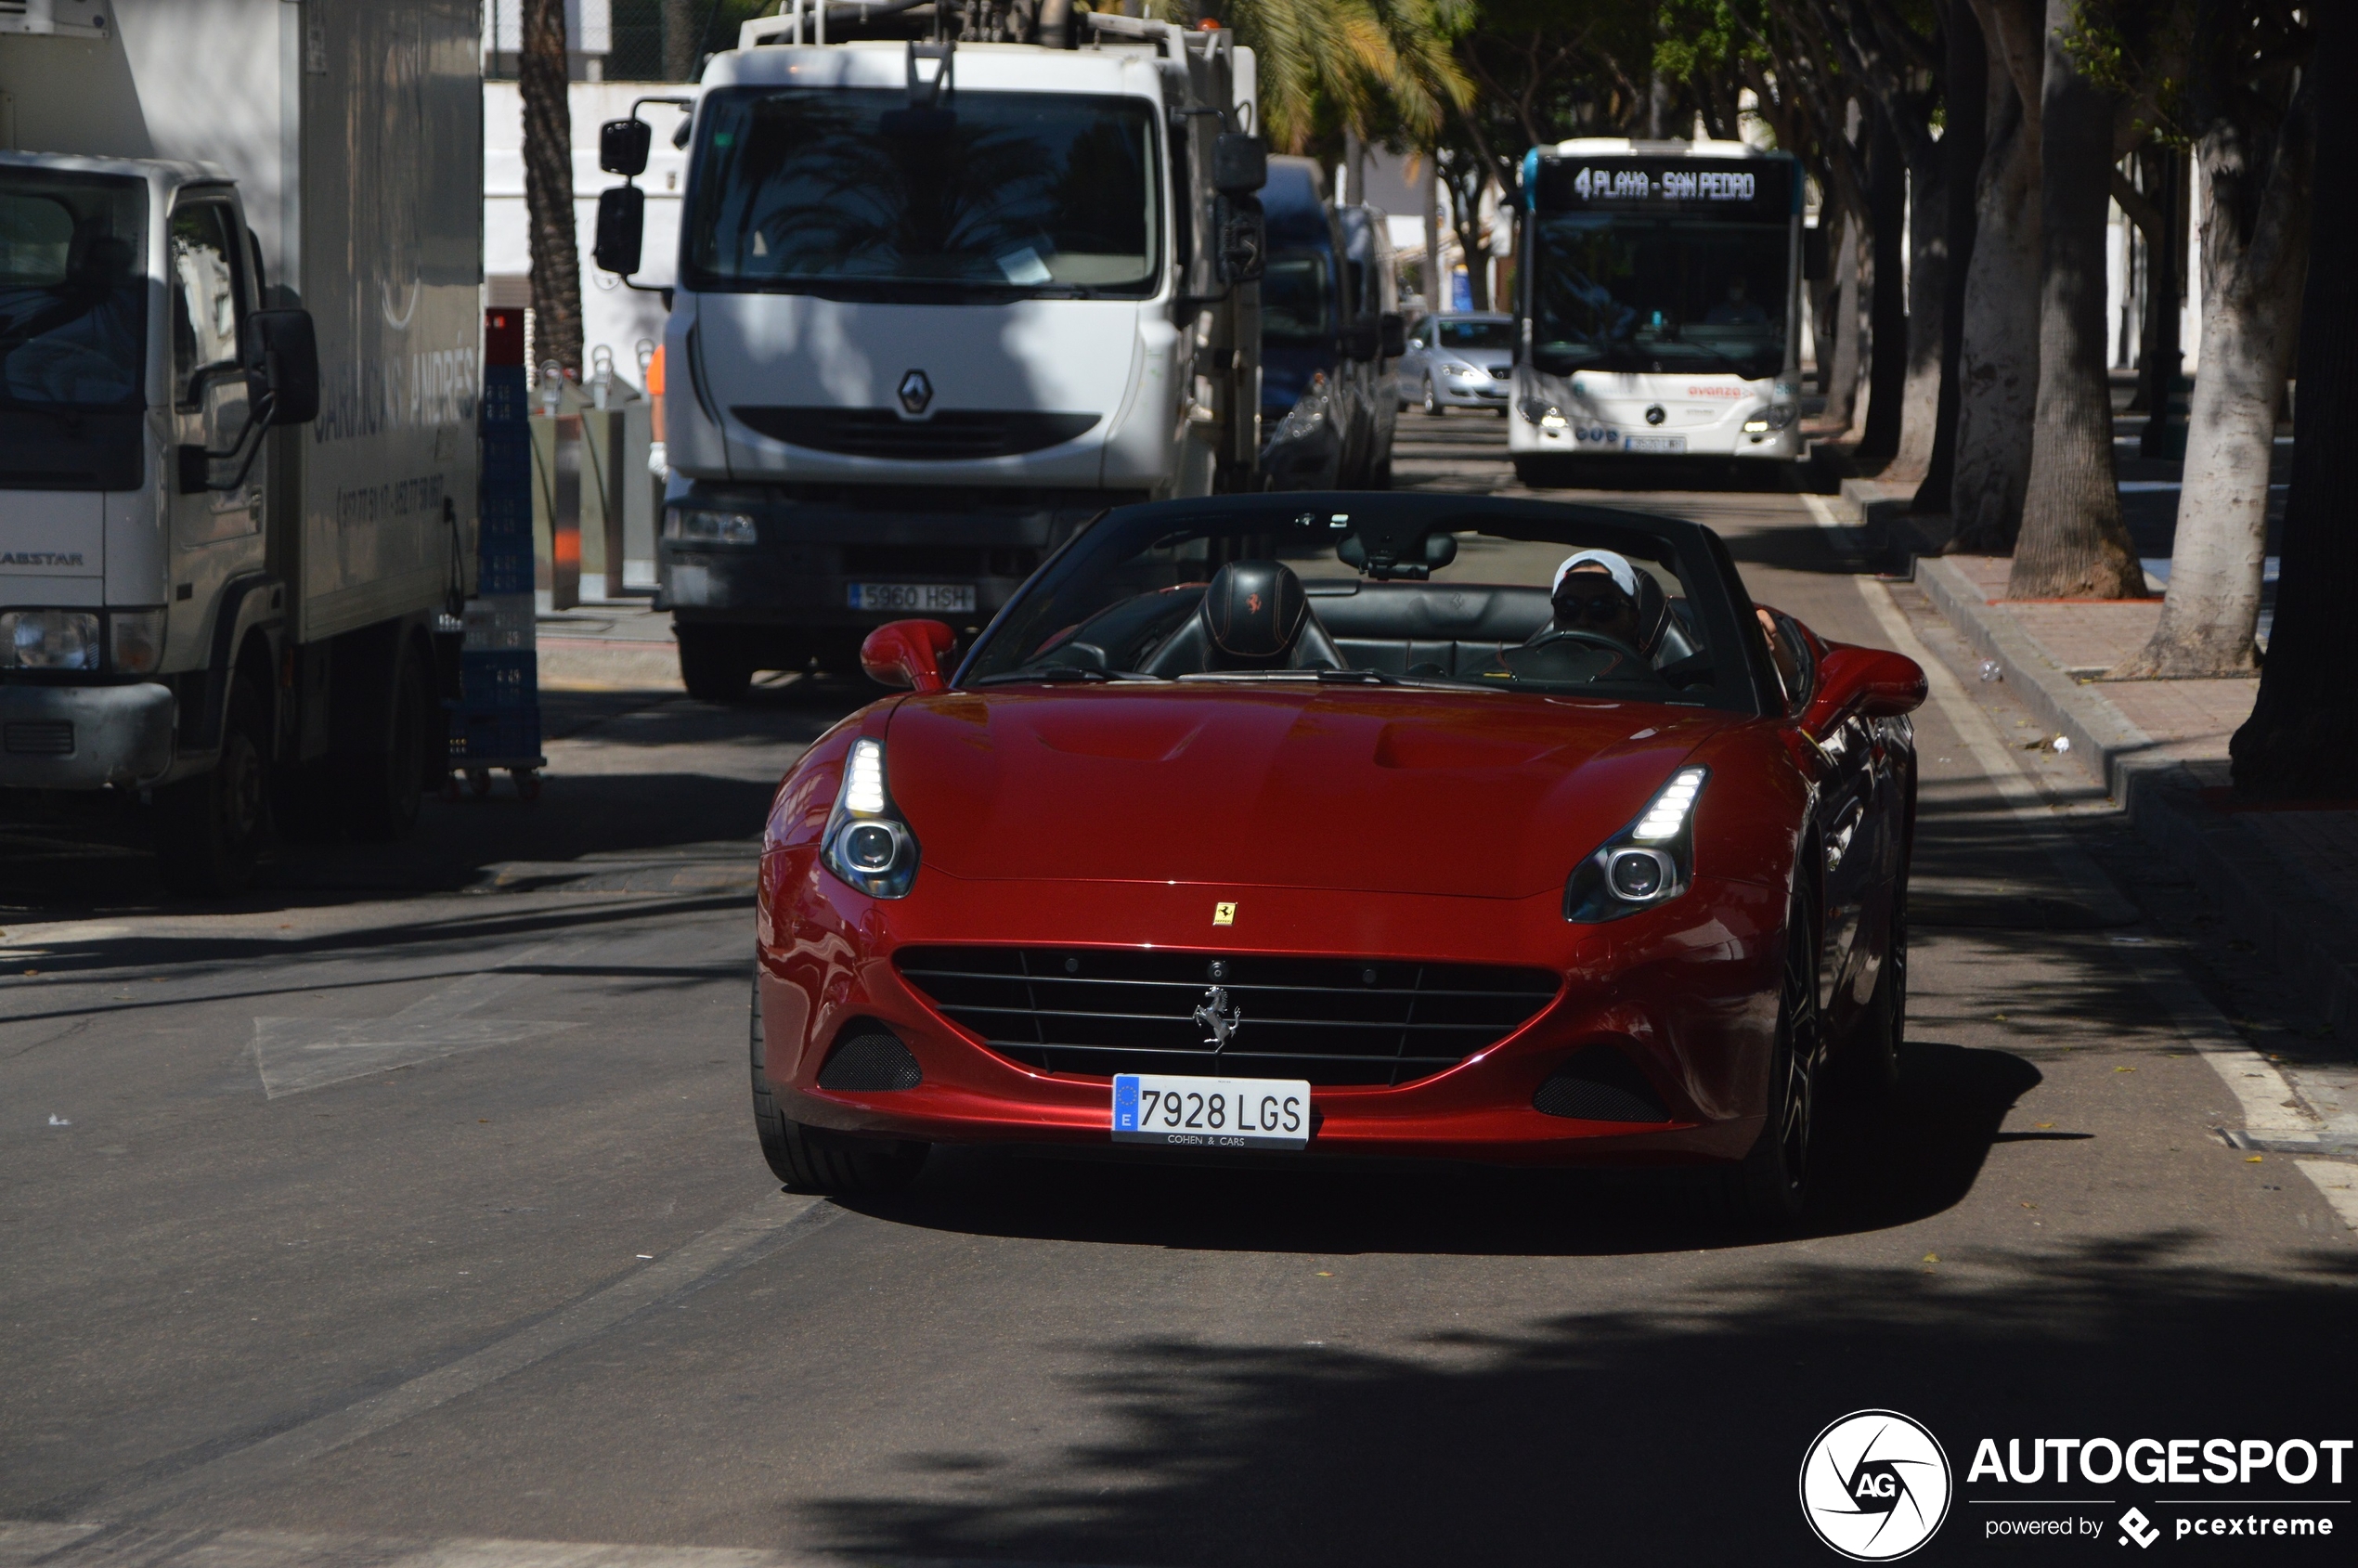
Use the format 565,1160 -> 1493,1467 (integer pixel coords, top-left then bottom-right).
601,118 -> 651,177
1216,195 -> 1264,284
861,619 -> 957,693
594,186 -> 645,277
1803,226 -> 1829,282
1380,312 -> 1406,358
1211,132 -> 1267,195
1802,645 -> 1925,733
242,308 -> 317,425
1341,321 -> 1380,362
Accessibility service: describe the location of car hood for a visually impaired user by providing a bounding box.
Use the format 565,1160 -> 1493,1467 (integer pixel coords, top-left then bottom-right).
1432,347 -> 1514,370
887,685 -> 1733,899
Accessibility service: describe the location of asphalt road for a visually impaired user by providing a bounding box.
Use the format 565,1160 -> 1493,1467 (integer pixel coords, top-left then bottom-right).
4,414 -> 2352,1567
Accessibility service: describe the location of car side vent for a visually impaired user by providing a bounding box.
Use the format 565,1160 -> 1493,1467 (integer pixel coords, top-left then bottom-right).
1533,1046 -> 1669,1122
816,1024 -> 924,1092
4,721 -> 74,757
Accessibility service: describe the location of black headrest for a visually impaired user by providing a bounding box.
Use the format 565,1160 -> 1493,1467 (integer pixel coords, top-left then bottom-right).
1201,560 -> 1308,660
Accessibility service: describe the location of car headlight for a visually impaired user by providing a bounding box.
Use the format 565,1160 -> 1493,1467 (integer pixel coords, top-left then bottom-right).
1,610 -> 101,671
1516,396 -> 1568,430
821,736 -> 920,899
1743,405 -> 1797,434
1565,766 -> 1707,922
1273,373 -> 1331,442
664,506 -> 758,546
1441,361 -> 1481,378
109,609 -> 165,675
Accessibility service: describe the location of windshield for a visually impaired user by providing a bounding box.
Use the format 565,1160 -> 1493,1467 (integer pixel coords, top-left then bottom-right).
962,499 -> 1763,714
1262,249 -> 1332,344
685,87 -> 1160,299
1434,317 -> 1514,351
0,169 -> 146,410
1531,214 -> 1788,379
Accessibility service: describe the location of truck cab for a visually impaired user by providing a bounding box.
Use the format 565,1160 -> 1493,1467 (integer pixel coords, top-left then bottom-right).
599,8 -> 1263,699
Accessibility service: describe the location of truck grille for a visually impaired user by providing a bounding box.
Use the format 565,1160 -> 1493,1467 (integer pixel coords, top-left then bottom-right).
895,946 -> 1560,1087
732,407 -> 1101,460
3,721 -> 73,757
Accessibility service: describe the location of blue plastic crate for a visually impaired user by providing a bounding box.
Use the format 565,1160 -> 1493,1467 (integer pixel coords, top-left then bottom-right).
477,553 -> 535,596
461,650 -> 537,708
448,704 -> 541,764
481,369 -> 530,427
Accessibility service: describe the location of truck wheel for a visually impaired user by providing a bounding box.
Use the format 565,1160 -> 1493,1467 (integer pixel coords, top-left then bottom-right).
158,676 -> 271,897
349,645 -> 431,842
679,627 -> 752,703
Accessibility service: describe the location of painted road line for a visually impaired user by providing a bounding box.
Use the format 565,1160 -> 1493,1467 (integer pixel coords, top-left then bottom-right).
84,1194 -> 838,1523
0,1521 -> 1130,1568
1857,576 -> 2341,1209
1801,491 -> 1869,564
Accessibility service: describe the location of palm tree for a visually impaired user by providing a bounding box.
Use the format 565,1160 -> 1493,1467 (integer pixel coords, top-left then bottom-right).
522,0 -> 583,378
1176,0 -> 1472,152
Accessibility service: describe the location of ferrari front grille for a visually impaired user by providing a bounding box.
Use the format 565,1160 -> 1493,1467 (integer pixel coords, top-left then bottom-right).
893,946 -> 1560,1088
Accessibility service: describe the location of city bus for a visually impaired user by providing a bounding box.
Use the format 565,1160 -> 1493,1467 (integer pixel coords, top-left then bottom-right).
1509,139 -> 1807,480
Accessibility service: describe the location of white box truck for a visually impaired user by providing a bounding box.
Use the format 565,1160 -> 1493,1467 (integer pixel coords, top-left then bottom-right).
590,3 -> 1267,700
0,0 -> 483,891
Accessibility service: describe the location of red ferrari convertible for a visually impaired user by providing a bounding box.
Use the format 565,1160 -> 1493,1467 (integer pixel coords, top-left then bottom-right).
750,494 -> 1924,1224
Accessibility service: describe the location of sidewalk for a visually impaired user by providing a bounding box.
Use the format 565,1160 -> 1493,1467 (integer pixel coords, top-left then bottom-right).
1910,551 -> 2358,1031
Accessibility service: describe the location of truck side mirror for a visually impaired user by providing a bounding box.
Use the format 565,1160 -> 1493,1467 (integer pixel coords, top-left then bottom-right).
244,308 -> 317,426
1380,312 -> 1406,358
601,118 -> 651,177
1341,322 -> 1380,362
1211,133 -> 1266,195
1216,195 -> 1264,284
1803,226 -> 1828,282
595,186 -> 645,277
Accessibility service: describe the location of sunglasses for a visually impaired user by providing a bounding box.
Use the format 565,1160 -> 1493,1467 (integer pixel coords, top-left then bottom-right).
1553,590 -> 1633,624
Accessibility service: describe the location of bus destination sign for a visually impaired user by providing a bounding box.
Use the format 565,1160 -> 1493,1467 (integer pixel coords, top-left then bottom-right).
1532,156 -> 1794,221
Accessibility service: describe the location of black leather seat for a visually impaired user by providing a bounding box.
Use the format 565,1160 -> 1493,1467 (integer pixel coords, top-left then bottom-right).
1139,561 -> 1344,676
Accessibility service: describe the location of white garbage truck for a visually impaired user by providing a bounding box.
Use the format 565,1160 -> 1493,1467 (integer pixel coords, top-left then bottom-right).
590,1 -> 1267,699
0,0 -> 482,892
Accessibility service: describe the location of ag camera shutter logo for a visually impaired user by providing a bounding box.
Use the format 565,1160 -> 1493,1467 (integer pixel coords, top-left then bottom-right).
1800,1409 -> 1953,1561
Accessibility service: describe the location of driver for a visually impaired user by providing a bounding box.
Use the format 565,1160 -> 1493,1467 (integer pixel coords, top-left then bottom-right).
1541,551 -> 1646,649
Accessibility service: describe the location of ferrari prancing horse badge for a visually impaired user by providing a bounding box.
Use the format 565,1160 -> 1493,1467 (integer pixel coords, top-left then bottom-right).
1212,901 -> 1237,926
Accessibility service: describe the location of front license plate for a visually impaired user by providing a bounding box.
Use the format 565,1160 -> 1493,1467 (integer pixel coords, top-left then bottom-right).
847,582 -> 977,614
1623,434 -> 1687,454
1112,1073 -> 1310,1151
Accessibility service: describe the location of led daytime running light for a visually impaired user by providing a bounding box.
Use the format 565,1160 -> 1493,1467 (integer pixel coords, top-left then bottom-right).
1631,768 -> 1705,842
843,738 -> 888,815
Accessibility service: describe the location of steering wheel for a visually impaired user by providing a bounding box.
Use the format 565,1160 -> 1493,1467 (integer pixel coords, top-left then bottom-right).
1521,628 -> 1647,665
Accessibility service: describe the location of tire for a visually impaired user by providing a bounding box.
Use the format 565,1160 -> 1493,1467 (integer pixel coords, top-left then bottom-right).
750,968 -> 926,1195
1421,377 -> 1440,416
349,643 -> 431,843
158,675 -> 273,897
1723,889 -> 1823,1229
1842,878 -> 1908,1098
679,626 -> 753,704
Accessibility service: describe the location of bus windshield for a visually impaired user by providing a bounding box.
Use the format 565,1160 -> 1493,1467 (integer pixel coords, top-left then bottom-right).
685,87 -> 1160,300
1530,214 -> 1787,381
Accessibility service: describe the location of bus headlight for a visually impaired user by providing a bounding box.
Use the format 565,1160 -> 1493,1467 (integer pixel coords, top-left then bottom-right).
1517,397 -> 1567,430
1743,405 -> 1797,434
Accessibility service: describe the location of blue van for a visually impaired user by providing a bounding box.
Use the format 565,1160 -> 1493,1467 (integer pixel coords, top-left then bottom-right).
1258,157 -> 1354,489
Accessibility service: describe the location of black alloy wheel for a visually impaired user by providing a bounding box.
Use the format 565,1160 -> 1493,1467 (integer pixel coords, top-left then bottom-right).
1843,875 -> 1908,1097
749,968 -> 927,1195
679,625 -> 754,704
158,675 -> 272,896
1727,887 -> 1824,1228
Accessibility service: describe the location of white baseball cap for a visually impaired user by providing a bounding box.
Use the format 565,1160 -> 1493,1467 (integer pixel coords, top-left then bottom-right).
1552,550 -> 1639,599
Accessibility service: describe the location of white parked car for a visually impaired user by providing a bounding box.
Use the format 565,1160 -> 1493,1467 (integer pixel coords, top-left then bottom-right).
1400,313 -> 1516,415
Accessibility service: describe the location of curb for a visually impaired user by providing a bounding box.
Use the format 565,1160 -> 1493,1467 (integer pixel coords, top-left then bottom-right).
1912,554 -> 2358,1031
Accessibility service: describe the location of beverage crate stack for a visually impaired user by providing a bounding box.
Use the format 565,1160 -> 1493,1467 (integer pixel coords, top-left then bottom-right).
451,307 -> 545,796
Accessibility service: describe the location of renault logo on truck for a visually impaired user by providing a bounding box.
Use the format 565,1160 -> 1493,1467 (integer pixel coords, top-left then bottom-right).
897,369 -> 933,417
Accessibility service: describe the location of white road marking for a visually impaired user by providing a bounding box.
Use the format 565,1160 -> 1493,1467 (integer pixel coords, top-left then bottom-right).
252,940 -> 585,1097
1852,573 -> 2343,1214
1801,491 -> 1868,563
2295,1161 -> 2358,1231
87,1194 -> 836,1523
0,1520 -> 1109,1568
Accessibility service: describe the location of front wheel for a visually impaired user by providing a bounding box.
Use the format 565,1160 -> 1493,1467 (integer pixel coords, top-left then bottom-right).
157,676 -> 271,896
1724,889 -> 1822,1229
679,627 -> 753,704
750,969 -> 926,1194
1421,377 -> 1440,416
1840,879 -> 1908,1098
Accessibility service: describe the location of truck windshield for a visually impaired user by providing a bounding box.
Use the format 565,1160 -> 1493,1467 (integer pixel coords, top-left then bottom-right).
686,87 -> 1160,299
1530,214 -> 1787,380
0,169 -> 147,409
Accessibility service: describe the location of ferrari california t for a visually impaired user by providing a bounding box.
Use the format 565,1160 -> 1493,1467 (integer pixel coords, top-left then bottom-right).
750,494 -> 1924,1225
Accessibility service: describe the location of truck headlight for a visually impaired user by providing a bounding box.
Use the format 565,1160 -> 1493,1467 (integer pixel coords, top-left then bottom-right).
109,609 -> 166,675
664,507 -> 758,546
821,737 -> 920,899
1565,767 -> 1707,922
1,610 -> 101,671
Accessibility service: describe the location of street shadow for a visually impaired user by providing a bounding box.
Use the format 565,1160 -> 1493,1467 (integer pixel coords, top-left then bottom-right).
792,1232 -> 2358,1566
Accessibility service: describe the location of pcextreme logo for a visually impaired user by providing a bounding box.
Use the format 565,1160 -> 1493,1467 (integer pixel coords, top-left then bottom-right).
1800,1409 -> 1955,1561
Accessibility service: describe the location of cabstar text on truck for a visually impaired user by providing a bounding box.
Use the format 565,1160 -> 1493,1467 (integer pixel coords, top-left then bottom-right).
590,0 -> 1268,702
0,0 -> 482,893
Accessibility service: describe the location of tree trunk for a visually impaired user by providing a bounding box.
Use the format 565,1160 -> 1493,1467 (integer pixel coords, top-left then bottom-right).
2135,144 -> 2189,458
2112,10 -> 2314,680
1915,0 -> 1986,511
1859,110 -> 1909,462
1949,0 -> 2041,551
2005,0 -> 2144,600
663,0 -> 700,82
1887,148 -> 1950,481
2232,4 -> 2357,798
522,0 -> 583,380
1820,207 -> 1858,431
1422,153 -> 1443,315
